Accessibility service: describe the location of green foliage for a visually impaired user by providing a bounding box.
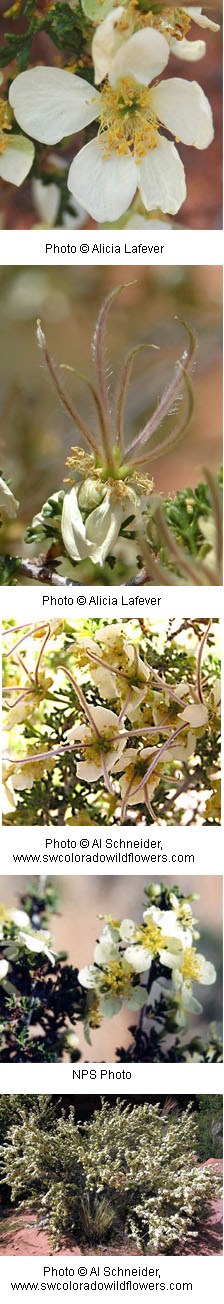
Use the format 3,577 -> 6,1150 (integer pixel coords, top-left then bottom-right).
0,882 -> 87,1062
0,1099 -> 222,1252
197,1096 -> 223,1160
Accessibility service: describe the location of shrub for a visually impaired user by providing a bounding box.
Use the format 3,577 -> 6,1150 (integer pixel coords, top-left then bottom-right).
0,1099 -> 222,1253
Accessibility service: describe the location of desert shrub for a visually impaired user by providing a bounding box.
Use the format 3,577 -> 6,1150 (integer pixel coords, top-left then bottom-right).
0,1099 -> 221,1252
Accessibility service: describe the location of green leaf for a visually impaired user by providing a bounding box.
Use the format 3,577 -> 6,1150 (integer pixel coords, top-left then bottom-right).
82,0 -> 113,19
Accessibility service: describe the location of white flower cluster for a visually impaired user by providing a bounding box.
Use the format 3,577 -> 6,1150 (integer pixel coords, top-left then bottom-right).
0,6 -> 219,223
3,618 -> 220,826
0,904 -> 55,989
78,888 -> 216,1028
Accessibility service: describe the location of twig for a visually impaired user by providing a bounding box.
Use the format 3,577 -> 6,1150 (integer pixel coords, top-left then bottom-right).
0,557 -> 76,586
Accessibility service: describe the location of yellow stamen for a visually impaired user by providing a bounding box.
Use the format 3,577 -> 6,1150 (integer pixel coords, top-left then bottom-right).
180,947 -> 201,981
0,100 -> 13,156
99,78 -> 159,160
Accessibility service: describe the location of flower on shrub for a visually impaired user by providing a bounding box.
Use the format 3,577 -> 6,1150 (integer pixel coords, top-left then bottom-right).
78,887 -> 217,1041
8,28 -> 213,221
27,290 -> 195,583
0,904 -> 55,965
0,475 -> 19,521
79,923 -> 146,1017
92,6 -> 220,88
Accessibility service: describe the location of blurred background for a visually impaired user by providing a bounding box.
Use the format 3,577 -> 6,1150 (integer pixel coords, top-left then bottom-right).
0,874 -> 222,1060
0,4 -> 222,230
0,265 -> 222,560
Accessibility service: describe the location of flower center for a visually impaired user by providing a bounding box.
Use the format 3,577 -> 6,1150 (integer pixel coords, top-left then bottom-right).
81,724 -> 119,764
0,100 -> 12,155
134,919 -> 163,954
180,947 -> 201,982
99,78 -> 158,159
100,959 -> 133,997
133,4 -> 191,42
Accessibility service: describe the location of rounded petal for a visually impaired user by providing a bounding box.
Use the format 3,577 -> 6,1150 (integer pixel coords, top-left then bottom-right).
110,28 -> 169,88
9,909 -> 30,928
181,703 -> 208,726
170,36 -> 206,61
124,945 -> 152,973
99,995 -> 121,1017
0,960 -> 9,980
197,955 -> 216,985
68,135 -> 137,222
32,179 -> 60,224
185,8 -> 220,32
119,918 -> 136,942
126,985 -> 146,1010
78,965 -> 97,989
150,78 -> 214,149
0,134 -> 34,186
0,476 -> 19,518
85,491 -> 129,566
9,67 -> 100,144
61,487 -> 90,561
94,939 -> 119,964
138,134 -> 186,215
92,7 -> 125,85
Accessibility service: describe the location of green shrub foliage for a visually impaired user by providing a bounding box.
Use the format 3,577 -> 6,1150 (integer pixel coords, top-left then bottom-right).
0,1099 -> 221,1252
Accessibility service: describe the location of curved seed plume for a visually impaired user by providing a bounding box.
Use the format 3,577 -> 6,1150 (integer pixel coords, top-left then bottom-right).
129,723 -> 188,800
203,466 -> 223,576
58,665 -> 102,740
132,370 -> 194,468
116,343 -> 159,453
92,283 -> 134,414
59,365 -> 108,453
197,621 -> 211,704
126,321 -> 196,462
37,320 -> 98,455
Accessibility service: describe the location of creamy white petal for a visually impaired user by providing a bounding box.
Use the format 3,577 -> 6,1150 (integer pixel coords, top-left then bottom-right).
9,67 -> 100,144
99,995 -> 121,1016
0,960 -> 9,980
0,476 -> 19,517
0,134 -> 34,186
138,135 -> 186,215
126,986 -> 146,1010
32,179 -> 60,224
124,944 -> 152,973
68,135 -> 137,222
185,8 -> 219,31
110,28 -> 169,89
92,7 -> 125,85
78,964 -> 97,989
170,36 -> 205,61
61,487 -> 91,561
94,938 -> 119,964
150,78 -> 214,148
85,492 -> 126,565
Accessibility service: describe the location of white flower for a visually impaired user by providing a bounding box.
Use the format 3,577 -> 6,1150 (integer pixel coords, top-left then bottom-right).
199,513 -> 217,571
92,6 -> 219,80
0,959 -> 9,981
9,33 -> 213,221
0,908 -> 30,940
18,928 -> 55,965
0,476 -> 19,520
61,484 -> 131,567
67,704 -> 127,782
64,1029 -> 80,1050
173,947 -> 216,987
78,954 -> 145,1017
0,134 -> 34,186
120,904 -> 189,974
32,179 -> 86,229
